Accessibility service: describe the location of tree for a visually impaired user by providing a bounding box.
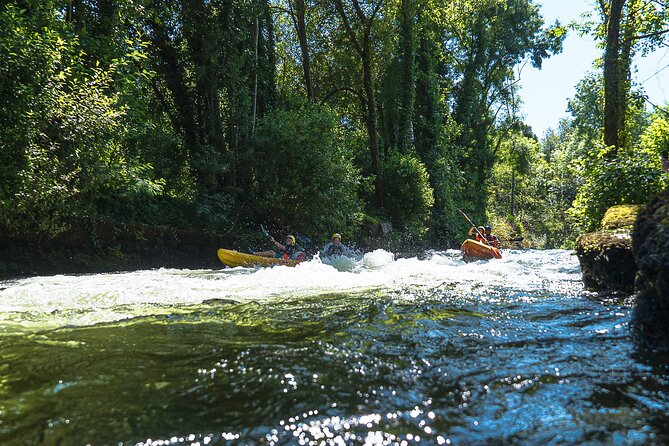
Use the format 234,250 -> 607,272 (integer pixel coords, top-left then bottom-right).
601,0 -> 627,152
443,0 -> 565,213
287,0 -> 315,100
595,0 -> 669,153
397,0 -> 416,152
145,0 -> 275,196
252,100 -> 363,234
332,0 -> 386,209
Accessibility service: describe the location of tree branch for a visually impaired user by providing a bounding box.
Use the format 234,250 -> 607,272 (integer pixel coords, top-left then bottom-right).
333,0 -> 363,56
321,86 -> 365,106
628,27 -> 669,42
598,0 -> 609,20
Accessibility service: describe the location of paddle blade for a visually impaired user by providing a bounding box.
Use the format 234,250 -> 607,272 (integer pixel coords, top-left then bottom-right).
260,224 -> 269,238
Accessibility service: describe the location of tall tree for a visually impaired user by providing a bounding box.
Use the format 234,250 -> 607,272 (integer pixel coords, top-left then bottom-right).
332,0 -> 385,209
601,0 -> 626,153
287,0 -> 315,100
596,0 -> 669,154
397,0 -> 416,152
145,0 -> 275,195
444,0 -> 564,212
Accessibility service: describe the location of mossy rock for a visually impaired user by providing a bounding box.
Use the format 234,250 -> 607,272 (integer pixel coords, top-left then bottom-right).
575,204 -> 644,294
600,205 -> 645,231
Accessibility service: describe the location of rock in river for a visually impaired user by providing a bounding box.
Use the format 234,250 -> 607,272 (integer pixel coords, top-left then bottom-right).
575,204 -> 643,294
631,190 -> 669,352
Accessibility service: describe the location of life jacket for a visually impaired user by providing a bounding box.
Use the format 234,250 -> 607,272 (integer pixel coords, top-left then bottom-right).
326,243 -> 345,256
280,244 -> 298,260
487,235 -> 500,248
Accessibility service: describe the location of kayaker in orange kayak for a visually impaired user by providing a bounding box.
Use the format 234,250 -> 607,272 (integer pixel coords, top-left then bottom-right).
484,225 -> 500,248
469,225 -> 488,244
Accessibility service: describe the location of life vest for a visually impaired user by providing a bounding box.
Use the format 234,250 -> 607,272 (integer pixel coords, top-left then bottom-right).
487,235 -> 500,248
280,244 -> 298,259
327,243 -> 345,256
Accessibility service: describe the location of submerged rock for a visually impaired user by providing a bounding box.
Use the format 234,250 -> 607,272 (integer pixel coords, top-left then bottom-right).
631,191 -> 669,352
575,205 -> 644,294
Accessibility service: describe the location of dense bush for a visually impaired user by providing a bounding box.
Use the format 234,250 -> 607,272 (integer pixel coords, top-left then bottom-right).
382,150 -> 435,236
251,100 -> 363,238
569,142 -> 669,233
0,4 -> 167,238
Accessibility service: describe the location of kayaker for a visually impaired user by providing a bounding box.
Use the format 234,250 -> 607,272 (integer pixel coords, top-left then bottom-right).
469,225 -> 487,243
484,225 -> 500,248
321,233 -> 351,257
254,234 -> 305,260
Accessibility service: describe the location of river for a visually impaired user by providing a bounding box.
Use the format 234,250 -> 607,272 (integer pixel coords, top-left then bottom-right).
1,249 -> 668,445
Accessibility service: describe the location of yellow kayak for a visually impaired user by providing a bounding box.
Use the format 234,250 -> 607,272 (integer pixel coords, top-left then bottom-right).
217,248 -> 303,268
460,239 -> 502,259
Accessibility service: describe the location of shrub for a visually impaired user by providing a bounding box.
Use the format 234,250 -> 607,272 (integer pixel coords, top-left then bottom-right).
252,100 -> 363,237
382,150 -> 435,236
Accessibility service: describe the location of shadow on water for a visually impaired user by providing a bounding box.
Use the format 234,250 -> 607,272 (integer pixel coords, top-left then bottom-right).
0,250 -> 668,445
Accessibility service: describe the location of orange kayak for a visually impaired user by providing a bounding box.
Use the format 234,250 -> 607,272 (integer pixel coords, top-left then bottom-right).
217,248 -> 303,268
460,239 -> 502,259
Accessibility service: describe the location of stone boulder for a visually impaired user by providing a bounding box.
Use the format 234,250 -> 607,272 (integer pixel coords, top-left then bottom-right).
631,191 -> 669,352
575,205 -> 644,294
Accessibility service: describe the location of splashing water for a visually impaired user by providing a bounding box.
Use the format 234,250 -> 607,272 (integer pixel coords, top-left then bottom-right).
0,249 -> 667,445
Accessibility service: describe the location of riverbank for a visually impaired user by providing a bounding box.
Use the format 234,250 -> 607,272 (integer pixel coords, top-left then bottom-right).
0,221 -> 447,278
0,222 -> 233,278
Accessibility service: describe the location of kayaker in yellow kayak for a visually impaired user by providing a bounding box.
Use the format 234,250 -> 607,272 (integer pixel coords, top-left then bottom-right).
254,234 -> 306,260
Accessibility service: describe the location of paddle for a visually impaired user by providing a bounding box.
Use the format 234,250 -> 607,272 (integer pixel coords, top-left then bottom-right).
260,224 -> 276,243
458,209 -> 490,246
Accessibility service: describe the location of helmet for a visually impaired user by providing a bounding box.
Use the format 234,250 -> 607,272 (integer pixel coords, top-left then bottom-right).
477,226 -> 485,231
484,225 -> 492,231
287,235 -> 296,244
332,233 -> 342,241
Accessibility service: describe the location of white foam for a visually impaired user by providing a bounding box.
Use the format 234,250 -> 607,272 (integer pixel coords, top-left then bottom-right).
0,249 -> 582,329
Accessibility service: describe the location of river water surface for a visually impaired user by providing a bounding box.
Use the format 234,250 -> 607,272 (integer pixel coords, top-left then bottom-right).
1,249 -> 668,445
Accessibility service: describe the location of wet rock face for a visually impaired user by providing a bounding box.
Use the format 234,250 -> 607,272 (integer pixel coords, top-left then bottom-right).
575,205 -> 644,294
631,191 -> 669,352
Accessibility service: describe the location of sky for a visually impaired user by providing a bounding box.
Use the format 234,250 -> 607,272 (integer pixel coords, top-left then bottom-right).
517,0 -> 669,137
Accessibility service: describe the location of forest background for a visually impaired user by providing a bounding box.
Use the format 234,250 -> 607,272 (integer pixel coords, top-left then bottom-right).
1,0 -> 668,261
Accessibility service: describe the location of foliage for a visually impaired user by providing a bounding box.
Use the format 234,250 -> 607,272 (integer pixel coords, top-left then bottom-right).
569,142 -> 669,233
251,99 -> 363,237
382,150 -> 435,236
0,3 -> 159,237
7,0 -> 664,254
441,0 -> 565,213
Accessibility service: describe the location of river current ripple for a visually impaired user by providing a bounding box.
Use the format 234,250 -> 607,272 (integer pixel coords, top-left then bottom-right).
1,249 -> 668,445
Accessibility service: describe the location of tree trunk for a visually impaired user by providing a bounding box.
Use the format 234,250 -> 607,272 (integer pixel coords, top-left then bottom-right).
397,0 -> 415,152
510,168 -> 516,216
332,0 -> 384,209
362,45 -> 384,208
291,0 -> 315,101
603,0 -> 625,154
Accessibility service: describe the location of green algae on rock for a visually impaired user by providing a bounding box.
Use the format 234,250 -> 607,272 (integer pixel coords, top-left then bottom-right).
575,205 -> 644,294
